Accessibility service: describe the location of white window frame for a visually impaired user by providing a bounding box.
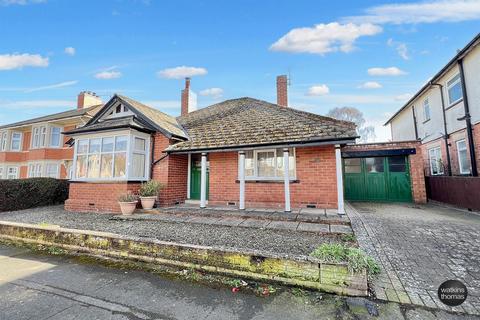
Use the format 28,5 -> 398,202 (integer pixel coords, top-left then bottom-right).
72,130 -> 150,182
423,98 -> 430,122
428,147 -> 444,175
45,163 -> 60,178
6,166 -> 18,179
31,125 -> 48,149
28,163 -> 43,178
239,147 -> 296,181
1,131 -> 8,151
49,126 -> 63,148
446,73 -> 463,106
0,166 -> 4,179
10,131 -> 22,151
456,139 -> 470,175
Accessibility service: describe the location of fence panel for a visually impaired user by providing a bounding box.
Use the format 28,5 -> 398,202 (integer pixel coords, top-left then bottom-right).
426,176 -> 480,211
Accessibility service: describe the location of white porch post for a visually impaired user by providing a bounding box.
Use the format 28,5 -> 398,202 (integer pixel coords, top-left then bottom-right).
335,144 -> 345,215
238,151 -> 246,210
200,152 -> 207,208
187,153 -> 191,199
283,148 -> 291,213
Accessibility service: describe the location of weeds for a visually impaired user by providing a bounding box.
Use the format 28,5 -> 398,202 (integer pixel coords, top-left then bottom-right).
310,243 -> 380,275
340,233 -> 356,242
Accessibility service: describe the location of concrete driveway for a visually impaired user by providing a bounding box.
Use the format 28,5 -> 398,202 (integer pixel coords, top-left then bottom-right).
347,202 -> 480,316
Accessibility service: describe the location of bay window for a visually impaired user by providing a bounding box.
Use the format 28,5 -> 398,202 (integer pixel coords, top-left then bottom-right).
1,131 -> 7,151
7,166 -> 18,179
28,163 -> 43,178
32,125 -> 47,148
46,163 -> 59,178
49,127 -> 62,147
241,148 -> 295,180
74,132 -> 149,181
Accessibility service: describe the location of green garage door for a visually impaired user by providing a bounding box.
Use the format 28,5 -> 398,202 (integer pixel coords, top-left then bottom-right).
343,156 -> 412,202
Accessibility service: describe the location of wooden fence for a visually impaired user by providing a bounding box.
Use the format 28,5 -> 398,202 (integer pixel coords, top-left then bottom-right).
426,176 -> 480,211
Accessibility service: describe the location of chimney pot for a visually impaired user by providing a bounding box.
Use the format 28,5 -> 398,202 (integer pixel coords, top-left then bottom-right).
276,75 -> 288,107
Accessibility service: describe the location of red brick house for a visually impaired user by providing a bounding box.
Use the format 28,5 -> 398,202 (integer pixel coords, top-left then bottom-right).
64,76 -> 359,213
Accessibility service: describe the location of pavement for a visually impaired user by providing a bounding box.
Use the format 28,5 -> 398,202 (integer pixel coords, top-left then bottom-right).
347,202 -> 480,316
0,244 -> 477,320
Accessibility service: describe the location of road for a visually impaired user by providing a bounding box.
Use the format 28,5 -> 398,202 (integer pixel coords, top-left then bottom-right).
0,244 -> 476,320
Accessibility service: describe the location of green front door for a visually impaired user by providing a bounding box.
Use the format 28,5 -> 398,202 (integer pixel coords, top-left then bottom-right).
190,162 -> 209,200
344,156 -> 412,202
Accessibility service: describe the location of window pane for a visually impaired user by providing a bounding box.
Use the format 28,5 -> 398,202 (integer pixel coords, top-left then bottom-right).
46,164 -> 58,178
345,158 -> 361,173
457,140 -> 470,174
275,148 -> 295,177
89,138 -> 101,153
114,152 -> 127,177
257,151 -> 275,177
134,137 -> 146,151
244,151 -> 254,176
448,82 -> 463,104
87,154 -> 100,178
77,139 -> 88,154
102,137 -> 114,152
388,156 -> 406,172
365,157 -> 384,173
11,132 -> 21,150
132,153 -> 145,177
76,155 -> 87,178
50,127 -> 61,147
115,136 -> 128,151
100,154 -> 113,178
40,127 -> 46,147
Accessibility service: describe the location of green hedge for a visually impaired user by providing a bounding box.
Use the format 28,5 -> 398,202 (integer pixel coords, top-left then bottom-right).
0,178 -> 69,212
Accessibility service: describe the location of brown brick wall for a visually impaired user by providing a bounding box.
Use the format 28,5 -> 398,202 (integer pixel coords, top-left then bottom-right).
342,141 -> 427,204
208,146 -> 338,209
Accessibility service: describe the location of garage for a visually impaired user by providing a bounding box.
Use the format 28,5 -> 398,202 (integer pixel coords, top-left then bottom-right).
342,151 -> 414,202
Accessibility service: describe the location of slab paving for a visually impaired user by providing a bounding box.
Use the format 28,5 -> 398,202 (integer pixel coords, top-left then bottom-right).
297,222 -> 330,233
346,202 -> 480,316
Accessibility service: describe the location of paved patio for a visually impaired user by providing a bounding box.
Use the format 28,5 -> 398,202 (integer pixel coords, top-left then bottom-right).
122,205 -> 352,235
347,202 -> 480,316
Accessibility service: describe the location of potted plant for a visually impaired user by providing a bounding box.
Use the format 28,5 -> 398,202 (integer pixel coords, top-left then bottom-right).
139,180 -> 163,210
118,192 -> 138,215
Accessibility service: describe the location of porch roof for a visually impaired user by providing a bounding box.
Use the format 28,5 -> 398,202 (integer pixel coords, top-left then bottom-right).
63,116 -> 154,135
167,97 -> 357,152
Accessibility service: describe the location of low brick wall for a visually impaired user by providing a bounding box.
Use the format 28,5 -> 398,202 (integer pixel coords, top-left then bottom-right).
0,221 -> 367,296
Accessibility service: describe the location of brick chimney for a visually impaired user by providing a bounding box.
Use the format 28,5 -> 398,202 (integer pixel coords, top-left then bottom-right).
276,75 -> 288,107
181,77 -> 191,116
77,91 -> 102,110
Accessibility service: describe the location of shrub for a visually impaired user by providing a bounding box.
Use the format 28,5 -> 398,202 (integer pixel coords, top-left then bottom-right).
118,192 -> 138,202
138,180 -> 163,197
310,243 -> 380,275
0,178 -> 69,212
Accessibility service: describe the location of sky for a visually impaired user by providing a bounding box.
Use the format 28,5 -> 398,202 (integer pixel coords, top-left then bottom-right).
0,0 -> 479,141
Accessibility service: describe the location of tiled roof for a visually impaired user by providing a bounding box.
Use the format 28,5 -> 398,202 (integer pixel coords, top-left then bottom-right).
117,95 -> 188,139
167,97 -> 357,152
64,116 -> 151,135
0,104 -> 102,130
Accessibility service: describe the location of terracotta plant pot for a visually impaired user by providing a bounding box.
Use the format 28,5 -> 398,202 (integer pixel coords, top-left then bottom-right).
140,196 -> 157,210
118,201 -> 137,215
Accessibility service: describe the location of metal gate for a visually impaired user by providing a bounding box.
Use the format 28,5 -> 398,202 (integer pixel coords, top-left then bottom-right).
343,156 -> 412,202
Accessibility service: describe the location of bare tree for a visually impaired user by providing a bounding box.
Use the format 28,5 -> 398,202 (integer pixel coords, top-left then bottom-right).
326,107 -> 376,143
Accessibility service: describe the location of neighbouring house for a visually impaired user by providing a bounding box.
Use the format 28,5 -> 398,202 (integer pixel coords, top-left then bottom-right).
64,76 -> 360,213
385,33 -> 480,177
0,92 -> 102,179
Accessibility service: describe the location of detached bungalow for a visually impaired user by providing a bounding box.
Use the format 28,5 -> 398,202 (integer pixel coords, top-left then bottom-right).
64,76 -> 357,213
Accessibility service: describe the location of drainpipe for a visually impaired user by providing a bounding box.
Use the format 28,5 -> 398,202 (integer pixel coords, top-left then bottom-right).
411,105 -> 419,140
150,134 -> 156,180
458,59 -> 478,176
431,82 -> 452,176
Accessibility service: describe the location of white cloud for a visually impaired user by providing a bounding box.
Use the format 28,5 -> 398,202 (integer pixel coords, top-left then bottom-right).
199,87 -> 223,99
64,47 -> 75,56
157,66 -> 207,79
306,84 -> 330,96
0,53 -> 49,70
358,81 -> 382,89
368,67 -> 407,76
95,70 -> 122,80
0,100 -> 74,109
24,80 -> 78,92
387,38 -> 409,60
345,0 -> 480,25
394,93 -> 413,101
270,22 -> 382,55
1,0 -> 45,5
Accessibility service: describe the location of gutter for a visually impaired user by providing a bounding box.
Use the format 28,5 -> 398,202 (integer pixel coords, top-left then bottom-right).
458,59 -> 478,176
430,82 -> 452,176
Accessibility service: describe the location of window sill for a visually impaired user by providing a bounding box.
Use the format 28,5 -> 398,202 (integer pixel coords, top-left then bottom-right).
235,179 -> 300,184
445,99 -> 463,111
